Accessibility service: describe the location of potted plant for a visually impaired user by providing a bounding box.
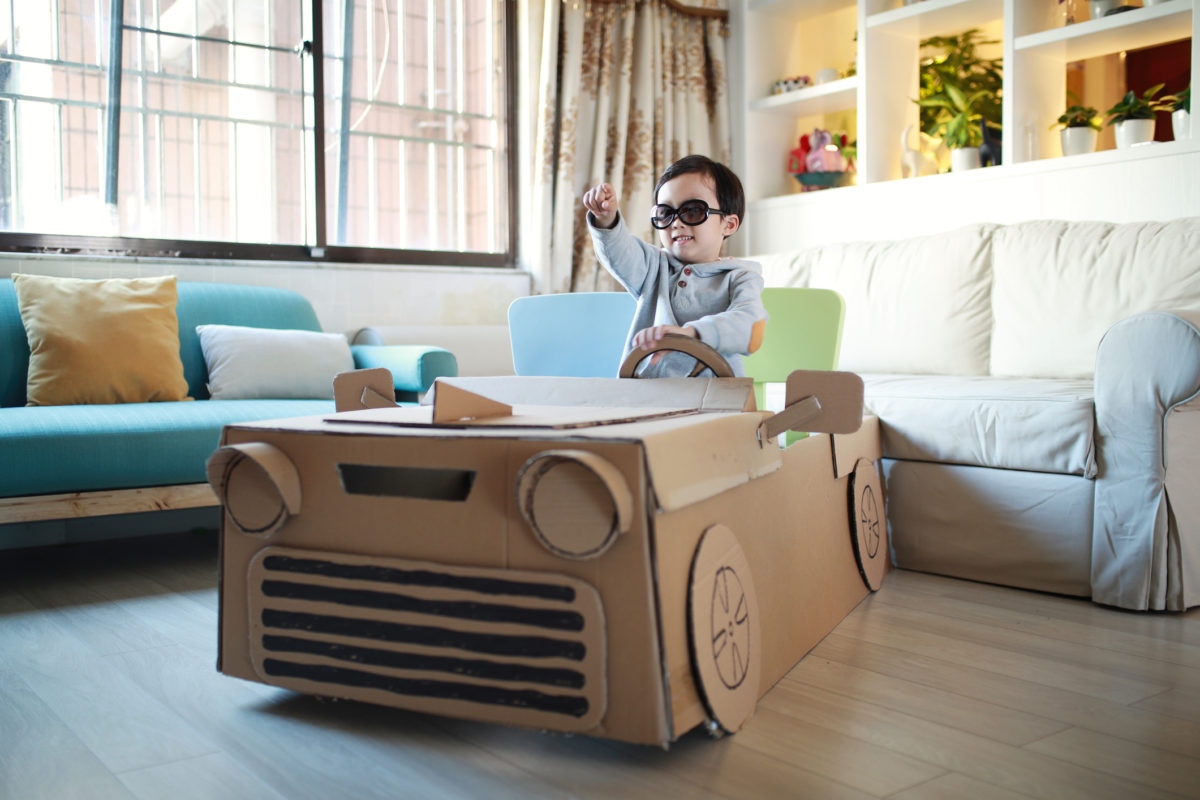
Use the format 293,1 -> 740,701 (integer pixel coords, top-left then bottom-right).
915,84 -> 998,170
915,29 -> 1003,172
1050,102 -> 1101,156
1104,83 -> 1172,149
1169,85 -> 1190,141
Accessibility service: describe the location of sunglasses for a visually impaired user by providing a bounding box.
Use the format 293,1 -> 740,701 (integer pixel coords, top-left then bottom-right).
650,200 -> 728,229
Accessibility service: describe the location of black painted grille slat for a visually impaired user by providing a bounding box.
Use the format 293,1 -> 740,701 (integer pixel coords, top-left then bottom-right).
251,550 -> 603,723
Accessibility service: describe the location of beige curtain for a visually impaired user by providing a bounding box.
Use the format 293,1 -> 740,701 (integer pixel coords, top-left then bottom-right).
522,0 -> 731,294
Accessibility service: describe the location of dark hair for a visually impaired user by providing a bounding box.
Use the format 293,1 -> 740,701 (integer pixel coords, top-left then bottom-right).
653,154 -> 746,226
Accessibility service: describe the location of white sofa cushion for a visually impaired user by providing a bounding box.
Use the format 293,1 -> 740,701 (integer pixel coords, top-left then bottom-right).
990,218 -> 1200,379
864,374 -> 1097,477
805,224 -> 996,375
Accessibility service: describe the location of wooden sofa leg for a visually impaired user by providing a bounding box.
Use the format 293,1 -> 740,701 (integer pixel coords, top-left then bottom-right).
0,484 -> 218,525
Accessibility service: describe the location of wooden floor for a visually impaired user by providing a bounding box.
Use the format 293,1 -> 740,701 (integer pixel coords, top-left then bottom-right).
1,532 -> 1198,800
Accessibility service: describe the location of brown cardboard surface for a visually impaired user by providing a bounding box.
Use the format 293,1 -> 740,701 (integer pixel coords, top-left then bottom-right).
638,412 -> 781,512
245,546 -> 609,732
332,403 -> 695,431
850,457 -> 888,591
832,414 -> 882,480
784,370 -> 864,434
214,375 -> 884,747
689,523 -> 761,733
516,449 -> 633,559
207,443 -> 302,536
432,375 -> 756,412
431,380 -> 513,423
652,428 -> 881,737
334,368 -> 397,412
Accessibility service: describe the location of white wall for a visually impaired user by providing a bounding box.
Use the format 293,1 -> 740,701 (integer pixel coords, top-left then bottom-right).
1,255 -> 532,336
738,140 -> 1200,255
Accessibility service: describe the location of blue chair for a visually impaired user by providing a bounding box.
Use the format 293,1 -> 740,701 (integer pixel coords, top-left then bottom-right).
508,292 -> 636,377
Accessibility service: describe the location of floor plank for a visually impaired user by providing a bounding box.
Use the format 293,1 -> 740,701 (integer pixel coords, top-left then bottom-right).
813,632 -> 1200,759
0,671 -> 139,800
1,533 -> 1197,799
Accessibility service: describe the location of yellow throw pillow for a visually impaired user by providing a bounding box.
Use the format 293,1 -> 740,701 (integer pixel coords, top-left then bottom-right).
13,273 -> 190,405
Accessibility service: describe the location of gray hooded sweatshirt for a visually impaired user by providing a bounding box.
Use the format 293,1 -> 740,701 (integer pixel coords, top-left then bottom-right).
588,211 -> 766,377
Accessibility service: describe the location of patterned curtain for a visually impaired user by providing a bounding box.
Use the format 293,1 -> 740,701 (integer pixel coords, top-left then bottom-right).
524,0 -> 731,294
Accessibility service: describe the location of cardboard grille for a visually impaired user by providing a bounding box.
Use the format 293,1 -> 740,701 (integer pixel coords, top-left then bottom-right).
247,546 -> 607,731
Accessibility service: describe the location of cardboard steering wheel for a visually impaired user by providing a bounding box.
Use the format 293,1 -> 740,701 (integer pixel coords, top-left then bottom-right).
618,333 -> 734,378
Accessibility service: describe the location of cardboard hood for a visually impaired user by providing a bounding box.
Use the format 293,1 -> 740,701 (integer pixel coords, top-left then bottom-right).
321,375 -> 782,512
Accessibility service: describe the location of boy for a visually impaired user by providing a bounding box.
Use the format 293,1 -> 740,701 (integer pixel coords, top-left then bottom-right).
583,154 -> 765,377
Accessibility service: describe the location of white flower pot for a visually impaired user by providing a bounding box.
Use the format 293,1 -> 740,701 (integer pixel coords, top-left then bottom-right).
1113,119 -> 1156,149
1060,127 -> 1098,156
1173,109 -> 1191,141
1089,0 -> 1121,17
949,147 -> 981,172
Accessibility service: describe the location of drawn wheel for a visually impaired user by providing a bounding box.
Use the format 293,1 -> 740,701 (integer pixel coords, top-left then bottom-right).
711,565 -> 752,689
618,333 -> 734,378
849,458 -> 887,591
688,524 -> 761,733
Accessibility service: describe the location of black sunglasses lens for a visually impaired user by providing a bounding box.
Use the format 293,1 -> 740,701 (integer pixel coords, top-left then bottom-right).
677,202 -> 710,225
651,206 -> 673,228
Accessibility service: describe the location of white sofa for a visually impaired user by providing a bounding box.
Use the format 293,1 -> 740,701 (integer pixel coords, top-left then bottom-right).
754,217 -> 1200,611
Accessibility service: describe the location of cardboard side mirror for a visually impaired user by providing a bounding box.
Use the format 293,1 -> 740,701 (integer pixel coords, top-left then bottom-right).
334,368 -> 398,412
761,370 -> 864,438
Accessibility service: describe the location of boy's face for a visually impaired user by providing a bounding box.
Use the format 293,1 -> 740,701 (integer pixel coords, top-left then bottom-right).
653,171 -> 739,264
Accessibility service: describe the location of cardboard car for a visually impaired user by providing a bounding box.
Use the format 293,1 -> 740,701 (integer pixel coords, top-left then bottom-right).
209,362 -> 887,747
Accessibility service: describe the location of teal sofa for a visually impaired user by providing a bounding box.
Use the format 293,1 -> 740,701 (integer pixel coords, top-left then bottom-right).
0,279 -> 456,543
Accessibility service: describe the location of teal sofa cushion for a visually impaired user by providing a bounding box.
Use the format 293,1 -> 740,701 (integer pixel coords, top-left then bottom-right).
0,399 -> 333,498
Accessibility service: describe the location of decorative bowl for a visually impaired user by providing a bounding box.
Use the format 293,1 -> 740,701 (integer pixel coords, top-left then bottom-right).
792,171 -> 852,191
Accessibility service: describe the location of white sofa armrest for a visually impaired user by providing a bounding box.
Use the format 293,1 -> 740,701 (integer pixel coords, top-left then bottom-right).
1093,309 -> 1200,610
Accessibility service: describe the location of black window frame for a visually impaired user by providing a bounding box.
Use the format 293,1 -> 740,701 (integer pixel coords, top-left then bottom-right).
0,0 -> 518,269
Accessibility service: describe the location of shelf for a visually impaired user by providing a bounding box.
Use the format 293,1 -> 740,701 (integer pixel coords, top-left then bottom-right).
748,0 -> 854,19
750,76 -> 859,115
866,0 -> 1005,36
1015,1 -> 1192,59
735,0 -> 1196,210
749,138 -> 1200,210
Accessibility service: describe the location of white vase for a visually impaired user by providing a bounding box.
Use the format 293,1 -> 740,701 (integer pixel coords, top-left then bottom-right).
949,147 -> 981,172
1113,119 -> 1156,149
1089,0 -> 1121,17
1060,127 -> 1098,156
1173,109 -> 1191,141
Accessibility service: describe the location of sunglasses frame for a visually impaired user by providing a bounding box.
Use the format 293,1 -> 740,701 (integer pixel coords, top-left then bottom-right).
650,200 -> 729,230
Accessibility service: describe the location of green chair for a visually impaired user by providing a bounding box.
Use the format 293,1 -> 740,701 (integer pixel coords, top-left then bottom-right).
743,287 -> 846,440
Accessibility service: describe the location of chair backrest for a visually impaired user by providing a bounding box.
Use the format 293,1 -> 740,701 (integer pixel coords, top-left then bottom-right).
508,292 -> 636,377
743,287 -> 846,410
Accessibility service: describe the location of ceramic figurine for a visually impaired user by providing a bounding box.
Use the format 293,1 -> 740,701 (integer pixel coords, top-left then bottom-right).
900,124 -> 940,178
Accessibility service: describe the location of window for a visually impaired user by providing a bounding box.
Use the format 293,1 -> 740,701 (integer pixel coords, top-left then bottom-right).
0,0 -> 515,266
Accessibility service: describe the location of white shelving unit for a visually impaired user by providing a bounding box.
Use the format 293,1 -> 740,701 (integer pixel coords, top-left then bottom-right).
730,0 -> 1198,222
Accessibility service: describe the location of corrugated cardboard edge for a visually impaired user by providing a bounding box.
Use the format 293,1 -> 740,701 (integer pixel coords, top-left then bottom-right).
431,375 -> 755,412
